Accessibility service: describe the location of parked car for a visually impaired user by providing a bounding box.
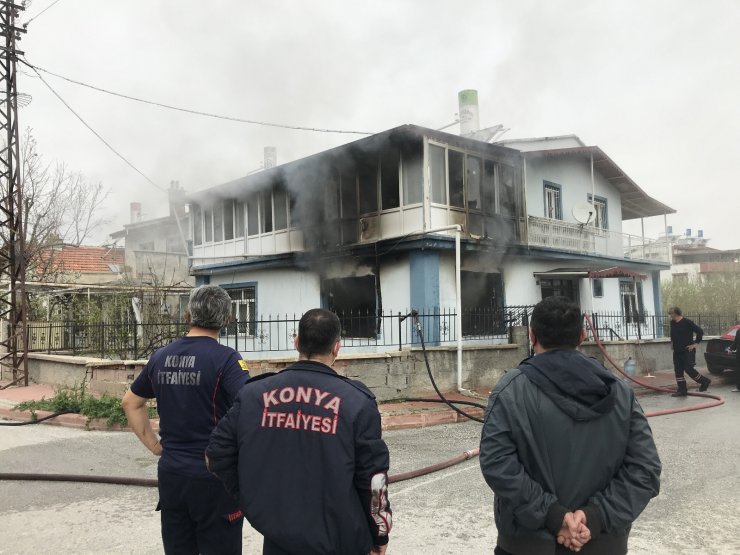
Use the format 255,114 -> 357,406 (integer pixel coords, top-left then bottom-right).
703,325 -> 740,375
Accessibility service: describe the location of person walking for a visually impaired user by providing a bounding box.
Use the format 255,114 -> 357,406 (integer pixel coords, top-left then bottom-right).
731,328 -> 740,393
206,308 -> 392,555
480,296 -> 661,554
122,285 -> 250,555
668,307 -> 711,397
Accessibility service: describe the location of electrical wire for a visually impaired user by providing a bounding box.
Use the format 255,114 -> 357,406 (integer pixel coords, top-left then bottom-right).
19,59 -> 374,136
24,0 -> 64,26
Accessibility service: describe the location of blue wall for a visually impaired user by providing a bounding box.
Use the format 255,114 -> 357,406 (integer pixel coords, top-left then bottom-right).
410,251 -> 441,344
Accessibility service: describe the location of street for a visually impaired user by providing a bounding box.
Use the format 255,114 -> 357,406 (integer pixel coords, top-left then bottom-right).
1,378 -> 739,554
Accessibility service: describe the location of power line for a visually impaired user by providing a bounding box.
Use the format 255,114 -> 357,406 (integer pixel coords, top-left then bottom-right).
20,59 -> 375,136
28,65 -> 167,193
24,0 -> 64,26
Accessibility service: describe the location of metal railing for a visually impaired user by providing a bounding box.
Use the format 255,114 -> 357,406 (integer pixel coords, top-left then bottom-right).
588,311 -> 739,341
528,216 -> 670,263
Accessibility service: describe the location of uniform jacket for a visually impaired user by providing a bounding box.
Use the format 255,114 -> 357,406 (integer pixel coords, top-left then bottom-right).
480,349 -> 661,555
206,360 -> 392,555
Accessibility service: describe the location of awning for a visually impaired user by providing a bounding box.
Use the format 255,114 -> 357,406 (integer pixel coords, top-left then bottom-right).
533,267 -> 647,280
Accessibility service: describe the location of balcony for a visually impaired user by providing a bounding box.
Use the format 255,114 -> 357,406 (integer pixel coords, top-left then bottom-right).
527,216 -> 670,263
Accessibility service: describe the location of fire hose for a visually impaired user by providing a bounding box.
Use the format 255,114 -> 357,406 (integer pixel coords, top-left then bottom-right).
0,312 -> 724,487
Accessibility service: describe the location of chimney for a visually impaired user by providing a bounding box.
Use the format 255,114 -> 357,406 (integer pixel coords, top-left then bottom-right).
168,180 -> 187,219
264,147 -> 277,169
458,89 -> 480,136
130,202 -> 142,223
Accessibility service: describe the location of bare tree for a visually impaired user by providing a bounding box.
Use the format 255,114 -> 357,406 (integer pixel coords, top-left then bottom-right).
0,128 -> 112,282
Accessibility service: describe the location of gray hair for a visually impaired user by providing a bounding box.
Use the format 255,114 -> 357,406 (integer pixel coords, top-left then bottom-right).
187,285 -> 231,330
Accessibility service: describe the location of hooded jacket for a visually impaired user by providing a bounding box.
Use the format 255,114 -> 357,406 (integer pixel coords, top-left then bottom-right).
479,349 -> 661,555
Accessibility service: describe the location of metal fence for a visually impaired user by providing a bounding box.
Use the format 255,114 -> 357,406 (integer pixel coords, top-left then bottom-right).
26,308 -> 739,359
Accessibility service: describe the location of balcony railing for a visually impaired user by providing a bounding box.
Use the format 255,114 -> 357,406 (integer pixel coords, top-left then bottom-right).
527,216 -> 670,263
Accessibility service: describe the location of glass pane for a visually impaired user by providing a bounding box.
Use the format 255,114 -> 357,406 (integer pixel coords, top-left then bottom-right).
224,200 -> 234,240
430,144 -> 446,204
466,155 -> 482,210
499,165 -> 516,217
204,208 -> 213,242
235,201 -> 245,238
402,141 -> 423,205
358,157 -> 378,214
214,202 -> 224,242
192,204 -> 202,245
247,196 -> 259,236
448,150 -> 465,208
261,191 -> 273,233
274,188 -> 287,230
483,160 -> 496,214
380,147 -> 400,210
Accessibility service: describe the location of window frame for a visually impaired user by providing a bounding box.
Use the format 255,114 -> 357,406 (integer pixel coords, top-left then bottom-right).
543,181 -> 563,220
587,193 -> 609,230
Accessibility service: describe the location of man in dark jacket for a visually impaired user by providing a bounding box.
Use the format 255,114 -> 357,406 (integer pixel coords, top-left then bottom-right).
122,285 -> 250,555
668,306 -> 711,396
480,296 -> 661,555
206,308 -> 392,555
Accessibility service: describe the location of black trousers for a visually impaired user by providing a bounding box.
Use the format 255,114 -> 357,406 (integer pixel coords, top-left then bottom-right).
672,350 -> 703,390
158,469 -> 243,555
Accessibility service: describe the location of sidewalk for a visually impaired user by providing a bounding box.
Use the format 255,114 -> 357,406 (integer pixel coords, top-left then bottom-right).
0,368 -> 696,432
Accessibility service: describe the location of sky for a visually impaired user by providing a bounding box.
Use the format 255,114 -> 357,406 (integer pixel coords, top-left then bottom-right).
16,0 -> 740,249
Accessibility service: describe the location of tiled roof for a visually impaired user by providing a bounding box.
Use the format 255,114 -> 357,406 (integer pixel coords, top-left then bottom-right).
40,245 -> 125,274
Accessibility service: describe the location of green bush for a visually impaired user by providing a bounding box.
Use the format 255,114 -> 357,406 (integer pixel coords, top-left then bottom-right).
15,380 -> 157,428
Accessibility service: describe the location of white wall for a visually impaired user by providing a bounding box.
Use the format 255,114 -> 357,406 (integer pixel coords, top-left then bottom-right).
380,255 -> 411,314
524,156 -> 623,233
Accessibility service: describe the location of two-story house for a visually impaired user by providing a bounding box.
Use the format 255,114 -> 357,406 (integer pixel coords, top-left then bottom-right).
188,124 -> 674,352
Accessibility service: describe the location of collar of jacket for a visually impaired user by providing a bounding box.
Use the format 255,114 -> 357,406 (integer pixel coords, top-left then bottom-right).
285,360 -> 339,377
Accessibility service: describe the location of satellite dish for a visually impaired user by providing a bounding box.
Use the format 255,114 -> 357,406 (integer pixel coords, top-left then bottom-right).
572,202 -> 595,225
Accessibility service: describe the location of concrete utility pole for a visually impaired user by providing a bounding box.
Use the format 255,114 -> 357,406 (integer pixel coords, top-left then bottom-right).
0,0 -> 28,387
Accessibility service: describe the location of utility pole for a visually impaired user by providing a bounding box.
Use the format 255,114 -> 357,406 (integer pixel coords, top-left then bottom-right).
0,0 -> 28,387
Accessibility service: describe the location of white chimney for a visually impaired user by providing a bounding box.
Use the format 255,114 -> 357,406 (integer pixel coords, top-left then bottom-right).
264,147 -> 277,169
458,89 -> 480,136
130,202 -> 142,223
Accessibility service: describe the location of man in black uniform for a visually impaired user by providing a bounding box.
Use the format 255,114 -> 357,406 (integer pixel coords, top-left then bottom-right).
668,306 -> 711,397
206,308 -> 392,555
122,285 -> 250,555
731,328 -> 740,393
480,297 -> 661,554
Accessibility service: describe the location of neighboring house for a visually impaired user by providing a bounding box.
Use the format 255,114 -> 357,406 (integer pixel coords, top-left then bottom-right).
36,244 -> 125,284
109,181 -> 193,287
660,229 -> 740,281
188,124 -> 674,352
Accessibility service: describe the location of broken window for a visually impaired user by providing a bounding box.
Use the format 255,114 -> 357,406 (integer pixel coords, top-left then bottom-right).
461,271 -> 505,336
482,160 -> 496,215
224,200 -> 234,241
380,147 -> 400,210
466,155 -> 482,210
322,276 -> 376,338
448,150 -> 465,208
358,157 -> 378,214
401,141 -> 423,205
430,144 -> 446,204
499,165 -> 516,218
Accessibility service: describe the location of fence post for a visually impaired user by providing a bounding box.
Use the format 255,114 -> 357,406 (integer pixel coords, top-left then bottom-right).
47,321 -> 52,354
133,322 -> 138,358
71,322 -> 76,355
99,322 -> 105,359
398,312 -> 402,351
592,313 -> 599,341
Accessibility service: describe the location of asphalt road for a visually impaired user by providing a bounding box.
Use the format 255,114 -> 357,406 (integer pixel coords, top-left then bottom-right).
1,378 -> 739,555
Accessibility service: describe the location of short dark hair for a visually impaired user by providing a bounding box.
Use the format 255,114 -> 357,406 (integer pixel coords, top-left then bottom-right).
531,296 -> 583,349
188,285 -> 231,330
297,309 -> 341,357
669,306 -> 682,316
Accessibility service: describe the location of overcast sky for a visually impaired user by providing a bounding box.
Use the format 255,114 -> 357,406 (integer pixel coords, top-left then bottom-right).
17,0 -> 740,249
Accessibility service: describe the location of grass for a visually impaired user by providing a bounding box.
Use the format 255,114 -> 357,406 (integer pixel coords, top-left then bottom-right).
15,380 -> 157,427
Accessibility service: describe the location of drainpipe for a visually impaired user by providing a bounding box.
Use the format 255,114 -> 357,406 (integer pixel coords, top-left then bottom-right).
420,225 -> 463,392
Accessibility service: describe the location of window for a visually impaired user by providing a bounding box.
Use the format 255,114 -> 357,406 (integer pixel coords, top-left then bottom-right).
322,276 -> 376,338
340,165 -> 358,243
192,204 -> 202,246
380,147 -> 400,210
429,144 -> 446,204
204,208 -> 213,242
247,195 -> 259,236
620,281 -> 644,323
274,187 -> 288,231
224,200 -> 234,241
592,278 -> 604,297
401,141 -> 423,205
358,157 -> 378,214
499,165 -> 516,218
540,279 -> 579,304
260,191 -> 273,233
448,150 -> 465,208
544,182 -> 562,220
235,200 -> 245,238
482,160 -> 496,214
227,287 -> 256,335
461,271 -> 505,336
213,201 -> 224,242
466,155 -> 482,210
587,194 -> 608,230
